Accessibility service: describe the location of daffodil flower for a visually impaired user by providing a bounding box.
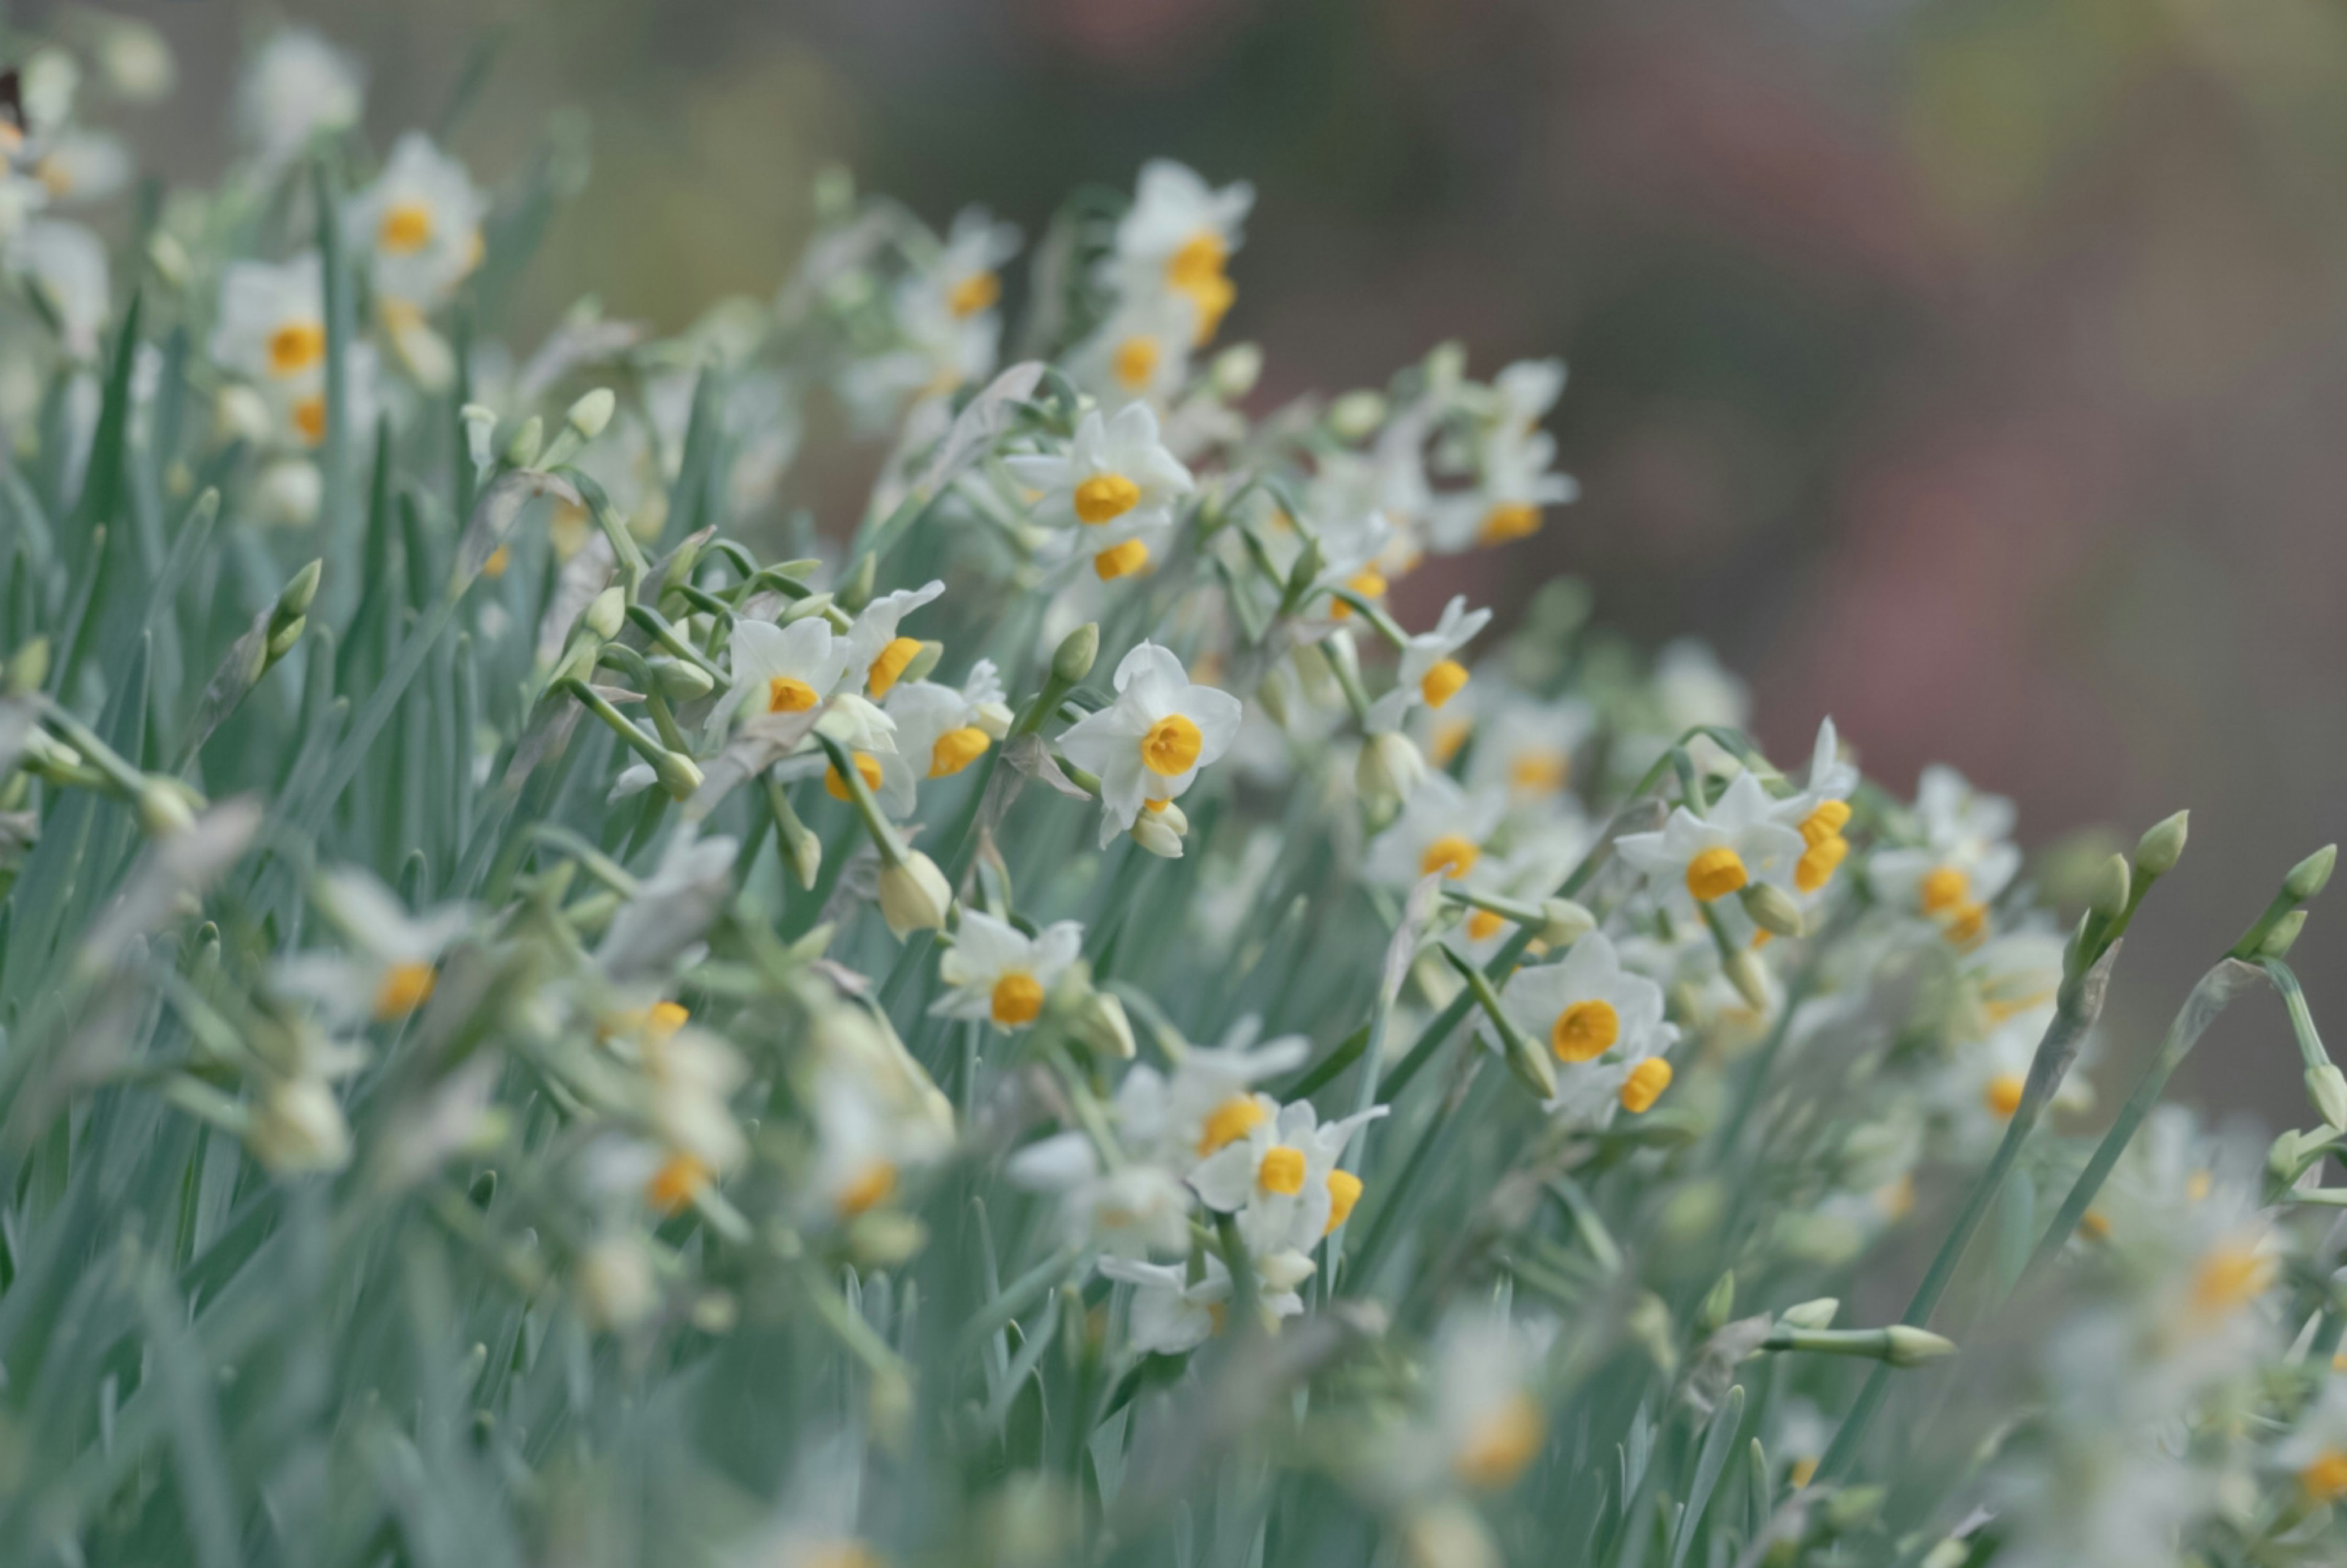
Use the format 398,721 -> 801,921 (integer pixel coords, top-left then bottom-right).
931,911 -> 1083,1030
1005,404 -> 1194,579
1366,595 -> 1494,734
1056,641 -> 1241,848
237,27 -> 364,169
1105,159 -> 1252,345
875,658 -> 1008,817
1772,717 -> 1861,896
718,616 -> 850,731
842,579 -> 944,700
1363,772 -> 1507,892
1426,426 -> 1578,552
1870,764 -> 2022,946
1005,1132 -> 1194,1258
273,868 -> 468,1028
1112,1022 -> 1310,1172
1098,1255 -> 1234,1356
799,1012 -> 955,1227
1187,1097 -> 1387,1257
1615,771 -> 1805,921
1494,932 -> 1678,1129
345,131 -> 485,309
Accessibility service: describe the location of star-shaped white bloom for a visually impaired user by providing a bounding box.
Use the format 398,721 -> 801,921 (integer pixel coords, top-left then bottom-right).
1188,1096 -> 1387,1258
931,910 -> 1084,1030
875,658 -> 1007,817
238,27 -> 364,168
1056,642 -> 1241,848
1004,404 -> 1195,563
1363,772 -> 1508,892
718,617 -> 850,732
1426,427 -> 1578,552
842,579 -> 945,700
1870,764 -> 2022,943
1112,1021 -> 1310,1173
1367,595 -> 1494,734
272,868 -> 469,1027
1614,771 -> 1805,921
1495,931 -> 1678,1130
345,131 -> 485,307
1105,159 -> 1252,344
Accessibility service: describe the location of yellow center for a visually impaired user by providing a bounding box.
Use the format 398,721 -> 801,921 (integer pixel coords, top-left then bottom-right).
1074,472 -> 1142,525
837,1161 -> 898,1218
1800,799 -> 1851,848
1430,719 -> 1472,767
946,269 -> 1001,318
1140,713 -> 1203,775
1452,1393 -> 1545,1490
1323,1169 -> 1364,1233
867,636 -> 922,698
1095,539 -> 1151,579
646,1153 -> 710,1214
1684,845 -> 1748,902
824,751 -> 884,801
267,320 -> 326,376
1466,909 -> 1505,942
1790,1457 -> 1820,1489
638,1000 -> 690,1040
373,961 -> 437,1020
1796,834 -> 1848,894
2189,1244 -> 2275,1321
1419,658 -> 1469,709
481,544 -> 512,579
378,200 -> 435,254
930,726 -> 992,778
292,395 -> 328,446
2079,1209 -> 2112,1240
766,675 -> 819,714
1167,232 -> 1228,293
1618,1057 -> 1673,1113
2301,1449 -> 2347,1506
1984,1072 -> 2025,1119
1919,865 -> 1970,914
990,970 -> 1045,1027
1942,899 -> 1988,948
1257,1145 -> 1306,1195
1197,1094 -> 1268,1156
1326,566 -> 1387,623
1550,999 -> 1620,1063
1475,502 -> 1541,548
1420,834 -> 1480,881
1508,752 -> 1570,794
1113,335 -> 1161,390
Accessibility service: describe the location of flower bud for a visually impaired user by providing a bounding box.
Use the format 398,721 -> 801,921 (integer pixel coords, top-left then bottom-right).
2287,844 -> 2338,901
2308,1064 -> 2347,1133
146,230 -> 191,290
254,458 -> 322,529
2087,852 -> 2131,921
9,636 -> 50,695
265,615 -> 307,664
1131,813 -> 1184,859
136,777 -> 197,838
1697,1269 -> 1736,1333
836,552 -> 877,615
1500,1018 -> 1558,1102
94,18 -> 174,100
247,1076 -> 353,1174
1538,898 -> 1595,947
1724,948 -> 1771,1013
1356,731 -> 1427,818
877,852 -> 953,937
1780,1297 -> 1839,1332
565,387 -> 617,441
1069,987 -> 1137,1062
1738,882 -> 1804,939
1051,622 -> 1100,685
1327,390 -> 1387,443
2262,909 -> 2308,959
903,640 -> 945,684
1401,1503 -> 1498,1568
1209,343 -> 1263,400
575,1234 -> 659,1331
460,403 -> 499,470
503,415 -> 544,469
276,557 -> 325,621
1882,1325 -> 1956,1366
2134,810 -> 2189,877
583,585 -> 628,641
650,658 -> 715,702
653,751 -> 705,800
214,384 -> 274,447
973,700 -> 1014,739
2269,1129 -> 2310,1184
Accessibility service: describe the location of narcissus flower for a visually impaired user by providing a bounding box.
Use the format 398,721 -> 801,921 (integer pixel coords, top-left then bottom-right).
1112,1024 -> 1310,1173
273,869 -> 469,1027
1870,764 -> 2022,947
238,27 -> 364,168
1107,159 -> 1252,345
875,658 -> 1008,816
843,579 -> 946,699
1427,427 -> 1578,552
1495,932 -> 1678,1127
1615,771 -> 1805,921
718,616 -> 850,731
1774,717 -> 1860,896
1005,404 -> 1194,578
931,911 -> 1084,1030
1188,1097 -> 1387,1258
1056,641 -> 1241,847
1367,595 -> 1494,734
1364,772 -> 1507,892
346,131 -> 485,307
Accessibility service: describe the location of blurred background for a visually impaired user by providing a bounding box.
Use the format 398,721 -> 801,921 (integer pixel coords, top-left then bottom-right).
34,0 -> 2347,1116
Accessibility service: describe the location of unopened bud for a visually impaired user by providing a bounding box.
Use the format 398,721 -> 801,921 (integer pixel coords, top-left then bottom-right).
1626,1292 -> 1676,1377
1356,731 -> 1427,818
1780,1297 -> 1838,1332
903,640 -> 945,684
264,615 -> 307,664
136,777 -> 197,838
1724,948 -> 1771,1013
650,658 -> 714,702
2134,810 -> 2189,877
1327,390 -> 1387,443
145,230 -> 191,290
9,636 -> 50,695
1208,343 -> 1263,400
1285,537 -> 1325,603
1738,882 -> 1804,939
1070,986 -> 1137,1062
1882,1325 -> 1956,1366
275,557 -> 324,621
1538,898 -> 1595,947
1697,1270 -> 1736,1334
1052,622 -> 1100,685
1500,1019 -> 1557,1102
877,852 -> 953,937
2287,844 -> 2338,902
2270,1129 -> 2310,1184
2087,853 -> 2131,920
565,387 -> 616,441
836,552 -> 876,615
777,815 -> 822,891
1131,813 -> 1184,859
460,403 -> 499,471
653,751 -> 705,800
503,415 -> 543,469
973,700 -> 1013,740
583,585 -> 628,641
2263,909 -> 2308,959
2307,1064 -> 2347,1133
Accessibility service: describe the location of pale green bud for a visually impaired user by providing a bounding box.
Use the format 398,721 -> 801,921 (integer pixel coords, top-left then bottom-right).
1356,731 -> 1427,819
2287,844 -> 2337,901
2269,1128 -> 2308,1184
1780,1297 -> 1839,1332
264,615 -> 307,664
877,852 -> 953,937
145,229 -> 191,290
1208,342 -> 1262,400
653,751 -> 705,801
778,815 -> 822,891
2307,1064 -> 2347,1132
650,658 -> 714,702
565,387 -> 616,441
1724,948 -> 1771,1013
2088,852 -> 2131,920
503,415 -> 543,469
1538,898 -> 1595,947
2263,909 -> 2308,959
903,640 -> 945,684
9,636 -> 50,695
1738,882 -> 1804,938
136,777 -> 197,838
1326,390 -> 1387,442
2134,810 -> 2189,876
1501,1019 -> 1557,1102
836,552 -> 877,615
275,557 -> 324,621
1131,813 -> 1184,859
1051,622 -> 1100,685
1626,1292 -> 1677,1378
1068,986 -> 1137,1063
1882,1325 -> 1956,1366
1919,1541 -> 1970,1568
1697,1270 -> 1736,1334
583,585 -> 628,641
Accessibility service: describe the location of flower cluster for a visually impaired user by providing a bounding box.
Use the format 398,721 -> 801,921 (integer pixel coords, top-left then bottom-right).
0,21 -> 2341,1568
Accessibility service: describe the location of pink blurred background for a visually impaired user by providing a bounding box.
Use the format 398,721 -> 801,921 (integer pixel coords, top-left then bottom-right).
61,0 -> 2347,1116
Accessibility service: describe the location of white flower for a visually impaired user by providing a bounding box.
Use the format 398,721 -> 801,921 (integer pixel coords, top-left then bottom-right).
597,830 -> 738,981
347,132 -> 487,308
208,252 -> 379,449
1614,771 -> 1805,921
1056,642 -> 1241,848
1870,764 -> 2021,945
842,579 -> 945,700
639,1019 -> 750,1177
718,616 -> 851,731
1427,427 -> 1578,552
924,205 -> 1021,324
1366,595 -> 1493,733
1073,293 -> 1197,411
238,28 -> 364,168
802,1009 -> 955,1225
1496,932 -> 1678,1129
931,911 -> 1083,1030
1379,1309 -> 1554,1494
1004,404 -> 1194,579
1106,159 -> 1252,344
29,128 -> 131,208
1363,772 -> 1507,893
1098,1256 -> 1230,1356
875,659 -> 1005,816
1006,1132 -> 1194,1258
1458,691 -> 1594,811
1188,1097 -> 1386,1258
1112,1022 -> 1310,1172
1488,359 -> 1567,444
273,868 -> 469,1027
1771,717 -> 1860,897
